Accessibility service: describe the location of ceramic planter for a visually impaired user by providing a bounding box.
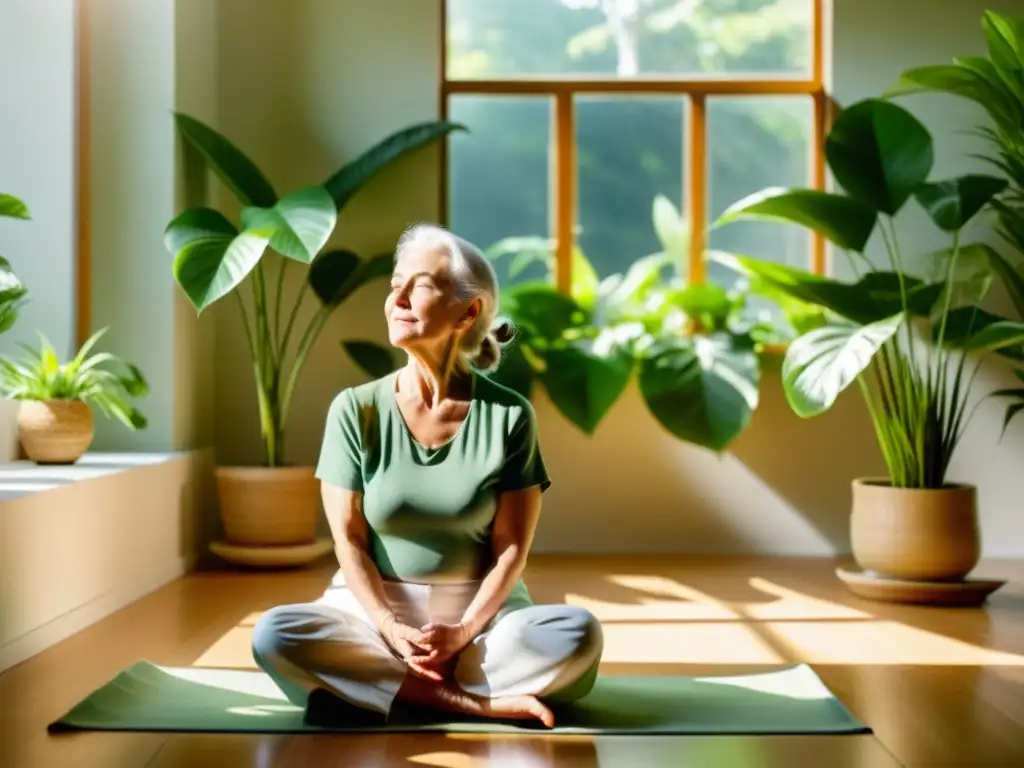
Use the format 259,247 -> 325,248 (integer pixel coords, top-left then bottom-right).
17,400 -> 95,464
850,478 -> 979,582
215,465 -> 320,546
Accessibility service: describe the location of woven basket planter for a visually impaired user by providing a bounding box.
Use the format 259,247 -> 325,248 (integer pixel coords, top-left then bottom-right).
17,400 -> 95,464
215,466 -> 320,546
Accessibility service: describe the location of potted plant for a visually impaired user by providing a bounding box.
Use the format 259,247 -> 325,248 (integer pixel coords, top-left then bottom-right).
712,95 -> 1024,592
883,8 -> 1024,438
478,196 -> 794,453
163,114 -> 462,550
0,327 -> 148,464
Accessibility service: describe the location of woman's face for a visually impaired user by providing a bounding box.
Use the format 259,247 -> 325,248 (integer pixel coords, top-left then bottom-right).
385,246 -> 480,356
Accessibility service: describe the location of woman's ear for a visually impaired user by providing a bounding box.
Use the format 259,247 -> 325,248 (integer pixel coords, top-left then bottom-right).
456,299 -> 481,330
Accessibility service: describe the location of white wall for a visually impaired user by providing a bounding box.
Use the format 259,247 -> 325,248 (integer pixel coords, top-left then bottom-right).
0,0 -> 77,358
210,0 -> 1024,557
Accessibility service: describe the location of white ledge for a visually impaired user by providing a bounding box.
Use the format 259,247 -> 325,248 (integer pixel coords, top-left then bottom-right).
0,452 -> 183,501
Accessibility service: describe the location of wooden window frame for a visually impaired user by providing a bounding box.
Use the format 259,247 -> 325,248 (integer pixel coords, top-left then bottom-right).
438,0 -> 831,292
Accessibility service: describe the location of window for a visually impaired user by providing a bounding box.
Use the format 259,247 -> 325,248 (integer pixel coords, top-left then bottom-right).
442,0 -> 828,291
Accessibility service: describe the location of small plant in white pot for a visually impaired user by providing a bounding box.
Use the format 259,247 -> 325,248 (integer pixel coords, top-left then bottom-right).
0,328 -> 148,464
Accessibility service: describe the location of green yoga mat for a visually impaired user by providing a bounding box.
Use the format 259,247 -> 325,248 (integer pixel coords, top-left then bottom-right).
49,661 -> 869,735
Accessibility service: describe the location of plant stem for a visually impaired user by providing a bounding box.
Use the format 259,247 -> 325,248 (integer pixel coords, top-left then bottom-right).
273,256 -> 288,353
280,306 -> 332,427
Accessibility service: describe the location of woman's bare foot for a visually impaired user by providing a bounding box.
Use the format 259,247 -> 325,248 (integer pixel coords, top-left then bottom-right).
485,695 -> 555,728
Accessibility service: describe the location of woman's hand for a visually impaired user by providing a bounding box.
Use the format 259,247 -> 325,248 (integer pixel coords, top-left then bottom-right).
415,622 -> 474,667
379,614 -> 445,682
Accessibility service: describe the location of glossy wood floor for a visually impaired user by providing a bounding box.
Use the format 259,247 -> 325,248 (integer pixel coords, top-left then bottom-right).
2,555 -> 1022,768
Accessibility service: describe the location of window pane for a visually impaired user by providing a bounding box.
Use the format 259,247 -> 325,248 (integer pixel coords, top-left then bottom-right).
706,95 -> 812,291
576,96 -> 685,279
447,0 -> 813,79
448,96 -> 553,287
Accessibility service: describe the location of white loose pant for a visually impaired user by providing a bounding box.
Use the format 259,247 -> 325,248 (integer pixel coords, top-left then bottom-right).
251,580 -> 603,717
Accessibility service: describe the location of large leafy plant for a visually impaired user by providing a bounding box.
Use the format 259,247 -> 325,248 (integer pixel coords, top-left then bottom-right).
483,196 -> 786,453
163,114 -> 462,466
714,96 -> 1024,488
0,192 -> 30,336
0,327 -> 148,430
883,9 -> 1024,437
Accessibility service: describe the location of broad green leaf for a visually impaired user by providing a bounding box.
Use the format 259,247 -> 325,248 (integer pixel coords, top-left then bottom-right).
0,194 -> 30,220
323,121 -> 466,210
782,314 -> 904,418
570,247 -> 599,308
981,11 -> 1022,73
241,186 -> 336,263
714,187 -> 877,252
639,334 -> 760,453
173,113 -> 277,207
597,253 -> 671,318
165,208 -> 271,313
914,175 -> 1008,231
540,340 -> 632,434
651,194 -> 689,275
724,255 -> 937,324
309,250 -> 392,306
502,283 -> 589,340
963,319 -> 1024,352
953,55 -> 1023,115
935,307 -> 1024,361
824,98 -> 933,215
666,283 -> 732,329
343,340 -> 397,379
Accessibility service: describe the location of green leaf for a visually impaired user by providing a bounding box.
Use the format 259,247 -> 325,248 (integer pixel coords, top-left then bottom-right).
990,368 -> 1024,438
824,98 -> 933,216
725,255 -> 939,324
982,11 -> 1022,73
883,65 -> 1019,130
309,250 -> 392,306
570,247 -> 600,308
540,340 -> 632,434
0,194 -> 30,220
714,187 -> 877,252
667,283 -> 732,329
241,186 -> 336,263
963,319 -> 1024,352
323,120 -> 466,210
651,194 -> 689,275
173,113 -> 277,207
980,239 -> 1024,318
913,175 -> 1008,231
639,334 -> 760,453
342,340 -> 397,379
164,208 -> 271,313
782,314 -> 904,418
502,283 -> 589,341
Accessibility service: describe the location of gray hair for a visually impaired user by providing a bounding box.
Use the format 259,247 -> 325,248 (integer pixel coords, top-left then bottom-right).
394,223 -> 514,373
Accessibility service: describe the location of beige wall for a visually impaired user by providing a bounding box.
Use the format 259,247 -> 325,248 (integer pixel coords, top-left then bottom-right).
210,0 -> 1024,557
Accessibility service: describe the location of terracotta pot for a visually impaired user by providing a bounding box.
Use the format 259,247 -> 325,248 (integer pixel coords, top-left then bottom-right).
215,466 -> 320,546
850,478 -> 980,582
17,400 -> 95,464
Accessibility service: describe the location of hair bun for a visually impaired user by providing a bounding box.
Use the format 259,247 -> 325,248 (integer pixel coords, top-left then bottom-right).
492,320 -> 515,344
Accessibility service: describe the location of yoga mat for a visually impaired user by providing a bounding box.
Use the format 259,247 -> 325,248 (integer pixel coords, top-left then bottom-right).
49,661 -> 869,735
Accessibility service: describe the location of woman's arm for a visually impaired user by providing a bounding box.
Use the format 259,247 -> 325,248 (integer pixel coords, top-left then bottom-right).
458,484 -> 543,638
321,481 -> 395,630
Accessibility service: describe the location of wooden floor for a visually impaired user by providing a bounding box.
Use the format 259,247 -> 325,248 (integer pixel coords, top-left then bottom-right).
2,555 -> 1023,767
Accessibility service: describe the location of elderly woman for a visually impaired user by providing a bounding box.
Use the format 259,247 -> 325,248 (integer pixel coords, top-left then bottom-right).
251,223 -> 604,728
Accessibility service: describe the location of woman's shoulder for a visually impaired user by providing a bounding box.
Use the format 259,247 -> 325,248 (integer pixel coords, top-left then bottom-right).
474,373 -> 536,423
328,373 -> 395,417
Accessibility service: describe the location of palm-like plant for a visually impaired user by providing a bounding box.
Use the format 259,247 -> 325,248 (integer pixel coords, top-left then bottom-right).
163,115 -> 463,467
0,327 -> 148,430
713,97 -> 1024,488
883,9 -> 1024,438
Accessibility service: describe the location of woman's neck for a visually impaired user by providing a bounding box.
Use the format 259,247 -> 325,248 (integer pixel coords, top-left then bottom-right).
401,345 -> 468,409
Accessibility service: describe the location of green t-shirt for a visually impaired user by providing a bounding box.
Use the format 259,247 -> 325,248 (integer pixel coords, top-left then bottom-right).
315,370 -> 550,604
